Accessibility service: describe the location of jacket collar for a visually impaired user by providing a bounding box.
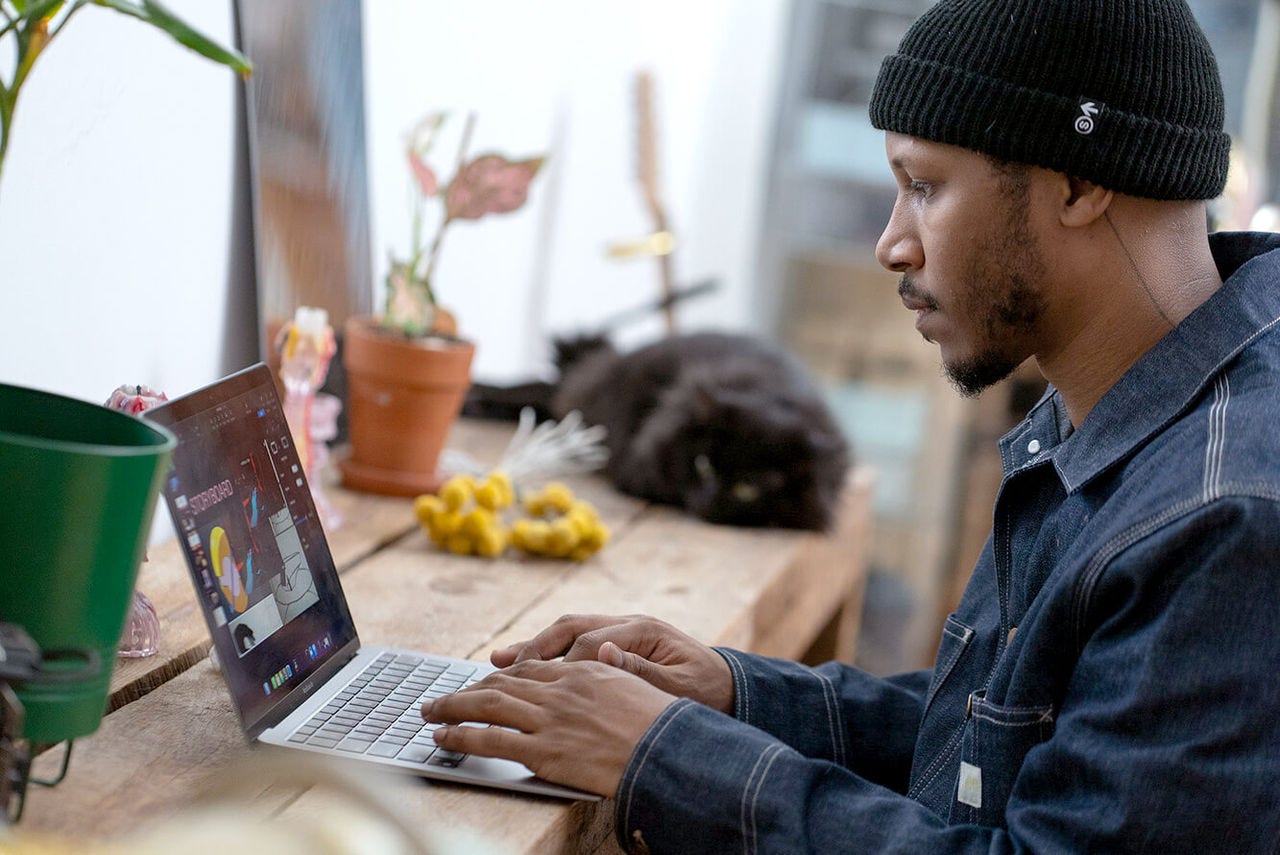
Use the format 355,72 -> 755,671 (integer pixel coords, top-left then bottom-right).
1000,231 -> 1280,493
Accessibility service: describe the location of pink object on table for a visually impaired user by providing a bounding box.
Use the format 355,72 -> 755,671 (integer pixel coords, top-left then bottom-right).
103,384 -> 169,658
276,307 -> 342,531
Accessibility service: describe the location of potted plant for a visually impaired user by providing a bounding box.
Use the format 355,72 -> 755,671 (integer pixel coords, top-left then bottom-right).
0,0 -> 250,192
340,111 -> 545,496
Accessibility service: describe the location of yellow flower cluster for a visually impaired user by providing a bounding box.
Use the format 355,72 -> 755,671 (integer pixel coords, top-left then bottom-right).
414,472 -> 610,561
415,471 -> 514,557
511,483 -> 611,561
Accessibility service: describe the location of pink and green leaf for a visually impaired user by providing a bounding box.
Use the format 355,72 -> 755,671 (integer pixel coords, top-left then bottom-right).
444,154 -> 545,221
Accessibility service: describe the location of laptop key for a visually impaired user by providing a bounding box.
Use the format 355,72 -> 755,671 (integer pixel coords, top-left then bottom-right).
368,741 -> 402,758
307,735 -> 341,748
397,744 -> 436,763
428,750 -> 466,768
337,736 -> 375,753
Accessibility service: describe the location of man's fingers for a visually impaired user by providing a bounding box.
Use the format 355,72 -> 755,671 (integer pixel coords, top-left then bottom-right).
491,614 -> 640,666
431,721 -> 531,764
597,641 -> 661,685
499,659 -> 578,682
566,621 -> 664,663
422,686 -> 543,732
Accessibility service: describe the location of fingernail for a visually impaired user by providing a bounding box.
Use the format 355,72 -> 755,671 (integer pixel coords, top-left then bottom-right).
602,642 -> 624,668
433,726 -> 449,743
420,700 -> 434,719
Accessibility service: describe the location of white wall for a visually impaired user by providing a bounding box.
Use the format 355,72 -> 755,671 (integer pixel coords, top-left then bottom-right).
0,0 -> 240,403
364,0 -> 788,382
0,0 -> 788,399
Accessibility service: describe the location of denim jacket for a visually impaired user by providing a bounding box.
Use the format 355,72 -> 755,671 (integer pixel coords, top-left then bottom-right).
615,232 -> 1280,853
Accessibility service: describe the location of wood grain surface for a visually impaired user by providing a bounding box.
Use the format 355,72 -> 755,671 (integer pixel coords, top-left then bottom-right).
18,420 -> 872,854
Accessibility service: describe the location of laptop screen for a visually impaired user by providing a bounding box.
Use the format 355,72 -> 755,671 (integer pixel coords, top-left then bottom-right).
147,364 -> 357,734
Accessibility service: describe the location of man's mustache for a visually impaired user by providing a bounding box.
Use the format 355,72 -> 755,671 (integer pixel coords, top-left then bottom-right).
898,276 -> 940,311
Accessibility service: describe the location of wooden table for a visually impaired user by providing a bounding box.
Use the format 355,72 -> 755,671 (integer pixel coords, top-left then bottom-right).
19,420 -> 874,852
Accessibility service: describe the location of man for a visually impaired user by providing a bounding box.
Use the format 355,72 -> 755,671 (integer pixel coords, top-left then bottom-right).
424,0 -> 1280,850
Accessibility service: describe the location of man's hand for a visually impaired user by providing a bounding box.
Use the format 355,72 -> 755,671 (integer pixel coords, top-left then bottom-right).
421,659 -> 675,796
491,614 -> 735,714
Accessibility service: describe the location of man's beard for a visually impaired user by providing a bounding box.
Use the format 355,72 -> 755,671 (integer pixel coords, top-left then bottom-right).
944,266 -> 1045,397
909,201 -> 1047,398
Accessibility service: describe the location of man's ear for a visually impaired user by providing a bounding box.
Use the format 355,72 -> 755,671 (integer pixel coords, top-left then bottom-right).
1060,175 -> 1114,228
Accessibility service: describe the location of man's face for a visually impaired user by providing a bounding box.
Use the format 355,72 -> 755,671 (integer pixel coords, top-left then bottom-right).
875,133 -> 1049,396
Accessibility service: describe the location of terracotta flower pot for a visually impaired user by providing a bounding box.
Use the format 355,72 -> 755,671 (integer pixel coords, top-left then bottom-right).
339,316 -> 474,496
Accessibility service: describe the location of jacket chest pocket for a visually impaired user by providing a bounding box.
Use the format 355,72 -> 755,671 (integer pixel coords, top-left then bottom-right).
949,692 -> 1055,828
907,615 -> 980,811
923,614 -> 975,717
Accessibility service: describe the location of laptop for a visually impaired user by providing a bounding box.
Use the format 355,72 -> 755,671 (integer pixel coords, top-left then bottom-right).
146,363 -> 592,799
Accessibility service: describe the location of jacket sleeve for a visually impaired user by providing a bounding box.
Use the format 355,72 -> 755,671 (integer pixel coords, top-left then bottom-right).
613,498 -> 1280,854
715,648 -> 929,793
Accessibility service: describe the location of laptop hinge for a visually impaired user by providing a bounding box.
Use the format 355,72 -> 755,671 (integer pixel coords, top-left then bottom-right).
244,638 -> 362,739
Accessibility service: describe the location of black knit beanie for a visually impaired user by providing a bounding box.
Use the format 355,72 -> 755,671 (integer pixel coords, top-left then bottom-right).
869,0 -> 1230,201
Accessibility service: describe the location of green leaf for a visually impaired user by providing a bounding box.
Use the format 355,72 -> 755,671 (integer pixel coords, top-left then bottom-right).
93,0 -> 252,76
139,0 -> 251,75
91,0 -> 146,23
0,0 -> 60,37
18,0 -> 62,20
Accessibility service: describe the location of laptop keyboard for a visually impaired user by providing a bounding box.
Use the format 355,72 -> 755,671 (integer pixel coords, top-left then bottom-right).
286,652 -> 480,767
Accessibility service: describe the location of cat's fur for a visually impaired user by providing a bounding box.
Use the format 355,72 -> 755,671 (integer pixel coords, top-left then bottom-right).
551,333 -> 850,531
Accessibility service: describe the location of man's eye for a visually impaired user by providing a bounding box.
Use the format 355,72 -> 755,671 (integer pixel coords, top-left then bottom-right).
907,180 -> 933,198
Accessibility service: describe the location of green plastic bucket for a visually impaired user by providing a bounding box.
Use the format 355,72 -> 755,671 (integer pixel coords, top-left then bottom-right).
0,381 -> 175,743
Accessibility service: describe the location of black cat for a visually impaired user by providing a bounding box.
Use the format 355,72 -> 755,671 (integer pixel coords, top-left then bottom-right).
545,333 -> 850,531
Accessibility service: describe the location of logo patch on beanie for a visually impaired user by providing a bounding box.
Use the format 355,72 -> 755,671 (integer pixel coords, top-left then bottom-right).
1075,98 -> 1104,136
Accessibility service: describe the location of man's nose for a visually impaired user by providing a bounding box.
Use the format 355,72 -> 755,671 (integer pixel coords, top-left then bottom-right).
875,205 -> 922,273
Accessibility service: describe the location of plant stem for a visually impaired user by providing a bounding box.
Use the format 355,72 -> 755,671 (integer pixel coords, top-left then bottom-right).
410,187 -> 423,269
420,216 -> 448,302
421,111 -> 476,295
0,102 -> 10,194
0,55 -> 14,196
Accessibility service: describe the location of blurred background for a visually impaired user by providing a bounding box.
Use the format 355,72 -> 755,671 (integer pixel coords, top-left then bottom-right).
1,0 -> 1276,673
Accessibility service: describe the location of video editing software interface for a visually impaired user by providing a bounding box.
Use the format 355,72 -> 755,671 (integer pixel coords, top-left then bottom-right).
156,371 -> 355,729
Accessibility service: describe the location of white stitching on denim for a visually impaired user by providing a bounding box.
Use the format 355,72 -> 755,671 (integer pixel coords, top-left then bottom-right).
970,710 -> 1053,727
1002,422 -> 1035,473
1071,497 -> 1202,650
717,648 -> 747,721
815,670 -> 843,765
1061,315 -> 1280,497
922,620 -> 974,720
1203,375 -> 1229,502
1071,487 -> 1280,649
621,699 -> 693,841
907,717 -> 967,799
723,649 -> 750,724
740,743 -> 782,855
748,744 -> 786,855
815,670 -> 836,762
